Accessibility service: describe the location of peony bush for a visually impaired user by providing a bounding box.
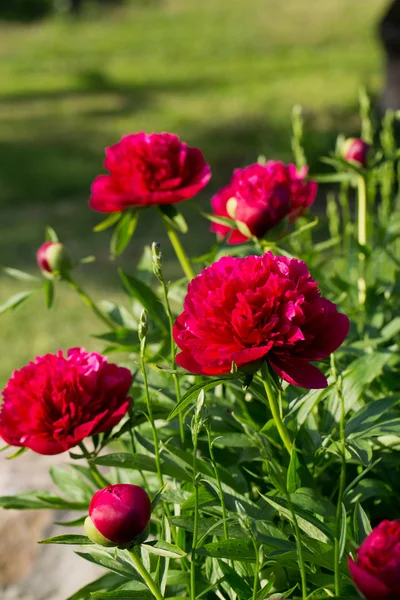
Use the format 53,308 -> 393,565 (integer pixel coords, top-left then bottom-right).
0,98 -> 400,600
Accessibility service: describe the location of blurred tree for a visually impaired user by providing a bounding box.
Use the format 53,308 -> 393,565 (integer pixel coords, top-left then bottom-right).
0,0 -> 53,21
379,0 -> 400,110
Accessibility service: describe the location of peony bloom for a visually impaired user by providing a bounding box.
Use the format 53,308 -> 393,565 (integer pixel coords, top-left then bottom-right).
85,484 -> 152,548
211,162 -> 317,244
0,348 -> 132,455
343,137 -> 370,167
173,253 -> 349,389
349,520 -> 400,600
90,132 -> 211,212
36,241 -> 73,277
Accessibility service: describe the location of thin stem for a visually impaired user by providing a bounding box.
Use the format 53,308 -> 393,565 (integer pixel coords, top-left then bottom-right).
260,364 -> 292,455
191,424 -> 200,600
66,276 -> 116,330
206,425 -> 229,540
331,354 -> 346,596
252,538 -> 259,600
128,547 -> 164,600
78,442 -> 109,488
287,493 -> 307,600
160,278 -> 185,445
140,338 -> 164,488
160,215 -> 195,280
357,175 -> 367,306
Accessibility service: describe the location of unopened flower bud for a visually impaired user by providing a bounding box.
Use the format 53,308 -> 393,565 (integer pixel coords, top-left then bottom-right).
84,484 -> 151,548
152,242 -> 163,280
138,309 -> 148,341
343,138 -> 370,167
36,242 -> 73,277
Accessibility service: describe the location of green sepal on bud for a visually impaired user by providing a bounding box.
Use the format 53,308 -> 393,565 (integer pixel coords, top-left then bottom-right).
84,516 -> 150,549
152,242 -> 163,281
138,309 -> 149,341
84,516 -> 116,547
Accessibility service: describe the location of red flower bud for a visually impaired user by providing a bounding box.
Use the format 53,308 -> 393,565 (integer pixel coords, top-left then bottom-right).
348,520 -> 400,599
36,241 -> 73,276
85,484 -> 152,547
343,138 -> 370,167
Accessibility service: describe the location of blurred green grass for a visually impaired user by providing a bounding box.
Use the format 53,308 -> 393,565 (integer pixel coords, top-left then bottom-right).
0,0 -> 388,383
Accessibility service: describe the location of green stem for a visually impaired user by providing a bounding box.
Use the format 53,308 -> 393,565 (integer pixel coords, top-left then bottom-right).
287,493 -> 307,600
161,216 -> 195,280
160,277 -> 185,445
66,276 -> 116,330
331,354 -> 346,596
128,547 -> 164,600
140,338 -> 164,488
78,442 -> 109,488
206,426 -> 229,540
252,538 -> 260,600
190,425 -> 200,600
260,364 -> 292,455
357,175 -> 367,306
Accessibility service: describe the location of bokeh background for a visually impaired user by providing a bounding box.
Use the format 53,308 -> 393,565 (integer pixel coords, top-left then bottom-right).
0,0 -> 389,387
0,1 -> 393,597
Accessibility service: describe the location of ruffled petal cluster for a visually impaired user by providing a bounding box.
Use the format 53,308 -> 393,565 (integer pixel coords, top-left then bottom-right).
90,132 -> 211,212
349,520 -> 400,600
0,348 -> 132,455
211,161 -> 317,244
173,253 -> 349,389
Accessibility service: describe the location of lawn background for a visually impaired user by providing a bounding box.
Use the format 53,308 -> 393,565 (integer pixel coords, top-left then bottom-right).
0,0 -> 388,384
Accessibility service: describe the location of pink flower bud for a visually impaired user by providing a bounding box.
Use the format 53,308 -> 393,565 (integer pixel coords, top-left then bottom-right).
343,138 -> 370,167
348,520 -> 400,599
36,241 -> 73,276
85,484 -> 152,547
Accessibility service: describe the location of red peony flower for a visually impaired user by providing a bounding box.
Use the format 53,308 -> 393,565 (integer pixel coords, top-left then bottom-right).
348,520 -> 400,600
211,162 -> 317,244
36,241 -> 73,277
85,484 -> 152,547
173,253 -> 349,389
0,348 -> 132,455
343,137 -> 370,167
90,132 -> 211,212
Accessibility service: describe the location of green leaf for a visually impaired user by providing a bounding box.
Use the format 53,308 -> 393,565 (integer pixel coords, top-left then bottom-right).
346,396 -> 400,437
3,267 -> 40,282
141,541 -> 186,559
76,548 -> 140,580
287,448 -> 301,493
91,592 -> 152,599
158,205 -> 188,234
181,487 -> 217,510
218,560 -> 253,597
94,453 -> 191,482
45,226 -> 59,242
44,279 -> 54,309
260,494 -> 331,543
110,211 -> 139,258
94,212 -> 123,232
50,465 -> 94,503
196,539 -> 256,561
210,433 -> 255,448
66,574 -> 124,600
168,379 -> 229,420
353,502 -> 372,546
338,502 -> 347,562
55,515 -> 87,527
0,290 -> 36,315
39,534 -> 92,545
118,269 -> 168,332
0,490 -> 87,511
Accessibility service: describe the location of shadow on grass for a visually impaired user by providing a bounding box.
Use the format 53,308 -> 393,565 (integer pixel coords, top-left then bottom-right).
0,73 -> 363,283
